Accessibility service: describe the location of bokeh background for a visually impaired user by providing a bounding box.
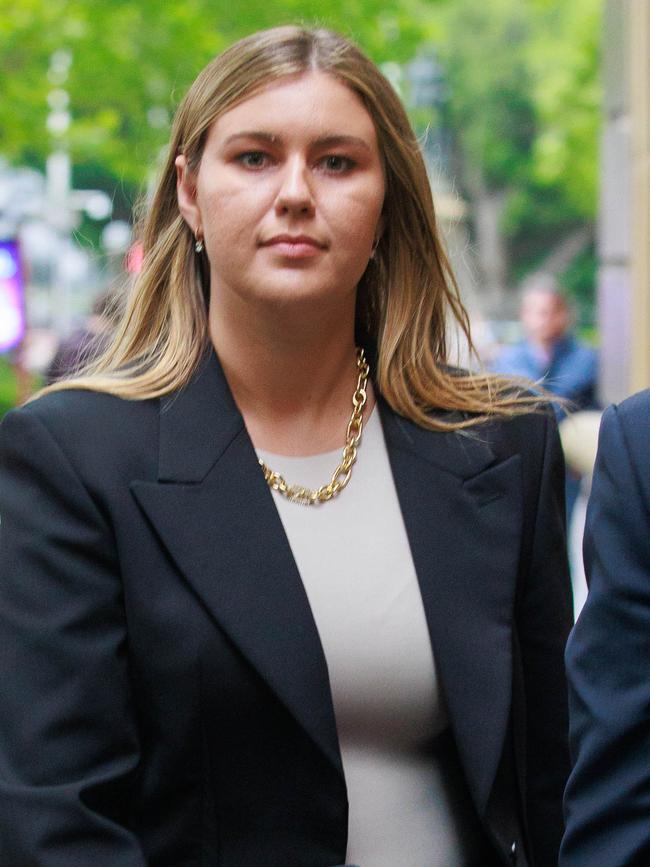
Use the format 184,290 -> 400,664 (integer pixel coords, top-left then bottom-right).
0,0 -> 648,415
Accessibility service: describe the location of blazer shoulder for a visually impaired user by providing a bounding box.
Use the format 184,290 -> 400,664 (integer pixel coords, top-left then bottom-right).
597,390 -> 650,498
471,404 -> 556,467
2,388 -> 159,481
610,388 -> 650,450
9,387 -> 156,438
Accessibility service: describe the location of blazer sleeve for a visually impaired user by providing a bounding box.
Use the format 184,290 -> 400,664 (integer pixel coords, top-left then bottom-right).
560,403 -> 650,866
0,406 -> 147,865
518,412 -> 573,866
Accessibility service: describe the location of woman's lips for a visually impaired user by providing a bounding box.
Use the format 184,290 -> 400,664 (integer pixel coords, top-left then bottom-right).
261,235 -> 326,259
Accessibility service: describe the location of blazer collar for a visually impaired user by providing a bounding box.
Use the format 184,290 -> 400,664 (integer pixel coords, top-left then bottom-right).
377,396 -> 497,480
134,348 -> 522,814
157,350 -> 245,483
155,347 -> 499,484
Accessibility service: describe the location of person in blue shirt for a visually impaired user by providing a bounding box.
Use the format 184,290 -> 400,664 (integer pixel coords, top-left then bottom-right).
493,274 -> 598,414
491,274 -> 598,525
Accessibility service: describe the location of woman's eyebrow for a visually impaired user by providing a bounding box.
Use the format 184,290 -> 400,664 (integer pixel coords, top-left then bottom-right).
222,131 -> 371,151
312,135 -> 371,152
222,131 -> 279,147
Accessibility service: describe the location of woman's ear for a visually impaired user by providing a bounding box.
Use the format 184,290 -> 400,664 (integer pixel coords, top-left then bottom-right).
175,154 -> 201,234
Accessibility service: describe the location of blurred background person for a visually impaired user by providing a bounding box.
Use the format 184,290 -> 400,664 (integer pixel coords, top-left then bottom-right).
44,289 -> 115,385
491,273 -> 599,542
491,273 -> 598,415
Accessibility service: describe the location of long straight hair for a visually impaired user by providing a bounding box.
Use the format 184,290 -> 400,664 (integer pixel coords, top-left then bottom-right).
40,25 -> 538,429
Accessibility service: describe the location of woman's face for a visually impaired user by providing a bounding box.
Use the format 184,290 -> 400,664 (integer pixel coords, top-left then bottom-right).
176,71 -> 385,314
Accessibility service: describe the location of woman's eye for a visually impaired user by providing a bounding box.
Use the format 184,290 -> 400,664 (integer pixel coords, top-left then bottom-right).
320,155 -> 355,174
236,152 -> 269,169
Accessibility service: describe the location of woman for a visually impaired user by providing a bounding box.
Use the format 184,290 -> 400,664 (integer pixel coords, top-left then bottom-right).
0,26 -> 571,867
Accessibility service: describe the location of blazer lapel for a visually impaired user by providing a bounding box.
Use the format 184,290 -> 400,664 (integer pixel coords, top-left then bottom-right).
380,401 -> 523,817
131,351 -> 343,777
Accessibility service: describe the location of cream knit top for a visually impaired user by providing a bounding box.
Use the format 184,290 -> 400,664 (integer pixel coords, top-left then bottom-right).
257,408 -> 485,866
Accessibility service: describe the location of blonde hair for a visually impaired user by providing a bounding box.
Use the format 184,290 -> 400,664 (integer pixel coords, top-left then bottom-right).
40,25 -> 539,430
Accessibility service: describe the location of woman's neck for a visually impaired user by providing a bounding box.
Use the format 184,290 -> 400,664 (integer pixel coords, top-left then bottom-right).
208,296 -> 374,456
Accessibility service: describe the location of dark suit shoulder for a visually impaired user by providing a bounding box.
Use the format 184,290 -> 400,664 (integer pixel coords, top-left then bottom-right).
3,387 -> 159,484
616,386 -> 650,420
17,385 -> 156,425
463,404 -> 555,468
610,389 -> 650,459
596,390 -> 650,508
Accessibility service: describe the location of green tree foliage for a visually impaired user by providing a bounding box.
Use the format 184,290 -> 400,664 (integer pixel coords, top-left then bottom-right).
0,0 -> 436,186
527,0 -> 601,218
438,1 -> 536,190
1,0 -> 602,305
435,0 -> 602,288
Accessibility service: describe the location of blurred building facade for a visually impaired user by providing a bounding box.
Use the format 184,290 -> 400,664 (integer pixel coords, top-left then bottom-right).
599,0 -> 650,402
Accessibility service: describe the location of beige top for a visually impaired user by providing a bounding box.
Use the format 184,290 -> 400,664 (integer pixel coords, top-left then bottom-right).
257,408 -> 485,866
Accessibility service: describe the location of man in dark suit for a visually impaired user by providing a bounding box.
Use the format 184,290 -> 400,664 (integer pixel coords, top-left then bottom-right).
561,388 -> 650,865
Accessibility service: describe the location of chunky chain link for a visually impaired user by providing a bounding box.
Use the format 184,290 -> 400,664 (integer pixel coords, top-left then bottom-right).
258,347 -> 370,505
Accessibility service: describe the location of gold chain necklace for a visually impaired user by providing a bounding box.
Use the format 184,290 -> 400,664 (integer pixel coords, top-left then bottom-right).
258,347 -> 370,506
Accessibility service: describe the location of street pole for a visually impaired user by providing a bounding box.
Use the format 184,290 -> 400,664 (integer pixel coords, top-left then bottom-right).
46,49 -> 73,337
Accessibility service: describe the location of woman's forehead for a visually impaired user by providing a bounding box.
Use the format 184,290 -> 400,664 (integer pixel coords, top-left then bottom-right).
205,71 -> 378,146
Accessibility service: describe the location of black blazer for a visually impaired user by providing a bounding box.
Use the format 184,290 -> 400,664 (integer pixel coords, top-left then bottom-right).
0,350 -> 571,867
561,390 -> 650,866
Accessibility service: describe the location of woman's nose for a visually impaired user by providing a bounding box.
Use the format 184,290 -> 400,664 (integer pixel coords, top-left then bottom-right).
274,158 -> 315,217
